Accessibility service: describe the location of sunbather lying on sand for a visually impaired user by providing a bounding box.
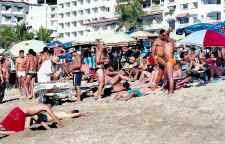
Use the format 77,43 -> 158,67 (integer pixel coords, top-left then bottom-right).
107,86 -> 163,102
27,109 -> 86,130
0,104 -> 64,136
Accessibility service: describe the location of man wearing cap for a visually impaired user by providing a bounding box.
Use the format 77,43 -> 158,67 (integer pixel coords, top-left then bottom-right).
68,48 -> 82,103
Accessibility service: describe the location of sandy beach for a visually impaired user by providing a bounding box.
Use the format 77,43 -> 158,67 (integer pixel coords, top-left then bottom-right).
1,81 -> 225,144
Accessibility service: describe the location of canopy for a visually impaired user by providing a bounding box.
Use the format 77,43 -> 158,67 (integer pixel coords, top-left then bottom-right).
177,30 -> 225,47
176,23 -> 215,35
130,31 -> 154,39
101,32 -> 136,46
9,40 -> 46,57
47,41 -> 63,47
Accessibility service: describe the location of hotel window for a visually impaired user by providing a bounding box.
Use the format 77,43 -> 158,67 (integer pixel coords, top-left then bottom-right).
72,21 -> 77,27
79,10 -> 84,15
179,17 -> 189,24
72,11 -> 77,16
193,2 -> 198,8
79,20 -> 84,25
66,12 -> 70,17
86,9 -> 91,14
51,7 -> 56,12
92,8 -> 98,13
59,4 -> 64,8
86,0 -> 91,3
181,3 -> 188,9
105,7 -> 110,12
72,32 -> 77,37
66,2 -> 70,7
72,1 -> 77,6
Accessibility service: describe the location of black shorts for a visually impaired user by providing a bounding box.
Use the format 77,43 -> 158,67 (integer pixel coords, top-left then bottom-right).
73,72 -> 82,86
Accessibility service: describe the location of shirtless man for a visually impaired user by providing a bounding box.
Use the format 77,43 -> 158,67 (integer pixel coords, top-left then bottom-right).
38,47 -> 50,70
68,48 -> 82,102
0,104 -> 64,135
152,29 -> 176,94
96,40 -> 108,100
16,50 -> 27,96
24,49 -> 38,100
0,58 -> 5,103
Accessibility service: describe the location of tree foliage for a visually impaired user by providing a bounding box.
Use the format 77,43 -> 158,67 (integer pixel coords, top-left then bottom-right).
115,0 -> 144,31
36,26 -> 53,43
0,23 -> 35,49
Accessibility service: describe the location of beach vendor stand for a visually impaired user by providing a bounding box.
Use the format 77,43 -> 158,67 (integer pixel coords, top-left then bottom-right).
34,81 -> 72,105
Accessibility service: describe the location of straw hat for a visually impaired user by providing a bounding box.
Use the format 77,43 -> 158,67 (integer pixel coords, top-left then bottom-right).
51,56 -> 60,64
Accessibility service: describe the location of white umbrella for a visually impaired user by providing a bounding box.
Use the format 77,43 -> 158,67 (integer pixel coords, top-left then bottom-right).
100,32 -> 136,46
9,40 -> 46,57
130,31 -> 153,39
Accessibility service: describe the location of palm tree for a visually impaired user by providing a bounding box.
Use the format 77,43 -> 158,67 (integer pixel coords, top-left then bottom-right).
0,23 -> 35,49
0,26 -> 17,49
115,0 -> 144,31
36,26 -> 53,43
15,23 -> 34,41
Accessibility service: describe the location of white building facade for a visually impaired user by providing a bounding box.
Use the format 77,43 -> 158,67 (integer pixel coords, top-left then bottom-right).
164,0 -> 225,30
54,0 -> 225,42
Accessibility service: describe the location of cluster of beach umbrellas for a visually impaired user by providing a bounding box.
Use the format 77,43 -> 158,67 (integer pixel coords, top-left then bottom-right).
73,31 -> 158,47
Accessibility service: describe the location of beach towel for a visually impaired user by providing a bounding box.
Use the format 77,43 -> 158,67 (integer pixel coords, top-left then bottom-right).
0,107 -> 25,132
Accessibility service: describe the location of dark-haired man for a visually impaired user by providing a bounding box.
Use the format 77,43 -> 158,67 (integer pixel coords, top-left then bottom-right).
16,50 -> 27,96
68,48 -> 82,103
152,29 -> 176,94
24,49 -> 38,100
38,47 -> 50,70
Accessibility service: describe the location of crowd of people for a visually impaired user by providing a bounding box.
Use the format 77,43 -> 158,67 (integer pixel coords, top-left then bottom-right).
0,28 -> 225,136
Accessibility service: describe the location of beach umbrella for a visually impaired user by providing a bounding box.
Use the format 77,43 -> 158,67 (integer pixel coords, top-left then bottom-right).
169,31 -> 185,41
47,41 -> 63,47
176,23 -> 215,35
9,40 -> 46,57
101,32 -> 136,46
177,30 -> 225,47
130,31 -> 152,39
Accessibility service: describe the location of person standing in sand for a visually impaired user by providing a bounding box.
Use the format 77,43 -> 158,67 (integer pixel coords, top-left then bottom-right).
68,48 -> 82,103
95,40 -> 108,100
24,49 -> 38,100
16,50 -> 27,96
152,29 -> 176,94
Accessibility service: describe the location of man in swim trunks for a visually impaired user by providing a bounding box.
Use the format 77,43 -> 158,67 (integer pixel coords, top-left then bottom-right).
95,40 -> 109,100
16,50 -> 27,96
0,104 -> 64,136
152,29 -> 176,94
25,49 -> 38,100
68,48 -> 82,103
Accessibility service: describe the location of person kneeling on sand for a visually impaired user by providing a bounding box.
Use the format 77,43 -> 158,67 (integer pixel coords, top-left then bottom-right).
0,104 -> 64,136
108,86 -> 163,102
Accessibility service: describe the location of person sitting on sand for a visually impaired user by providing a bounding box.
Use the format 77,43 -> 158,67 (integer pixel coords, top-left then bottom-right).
108,86 -> 163,102
0,104 -> 64,136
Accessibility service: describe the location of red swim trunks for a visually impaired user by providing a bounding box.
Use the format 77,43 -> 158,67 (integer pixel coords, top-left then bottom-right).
0,107 -> 25,132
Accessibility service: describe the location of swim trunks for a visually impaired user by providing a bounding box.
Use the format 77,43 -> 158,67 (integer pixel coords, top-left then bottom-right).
0,107 -> 25,132
128,89 -> 143,97
36,114 -> 48,124
168,58 -> 176,65
28,72 -> 37,78
17,71 -> 26,77
73,72 -> 82,86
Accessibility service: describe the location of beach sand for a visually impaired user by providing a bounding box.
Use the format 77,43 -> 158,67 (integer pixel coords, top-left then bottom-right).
1,81 -> 225,144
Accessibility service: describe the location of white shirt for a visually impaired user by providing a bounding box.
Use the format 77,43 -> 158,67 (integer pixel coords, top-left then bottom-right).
38,60 -> 53,83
